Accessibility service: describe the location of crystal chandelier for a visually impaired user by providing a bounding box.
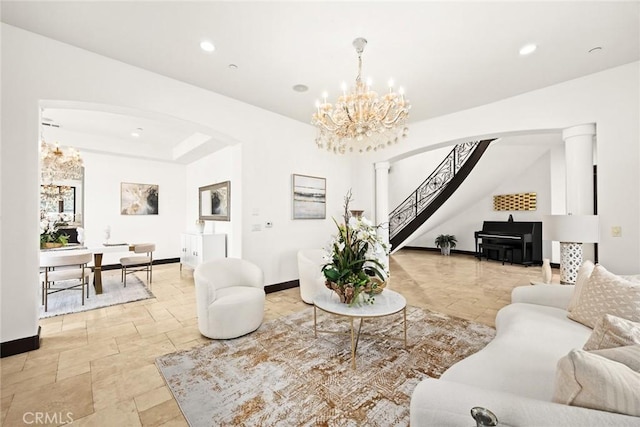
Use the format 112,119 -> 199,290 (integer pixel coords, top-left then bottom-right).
40,140 -> 83,184
312,38 -> 410,154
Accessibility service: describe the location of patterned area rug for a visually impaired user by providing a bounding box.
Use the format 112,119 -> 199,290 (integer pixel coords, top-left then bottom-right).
156,306 -> 495,426
40,272 -> 154,318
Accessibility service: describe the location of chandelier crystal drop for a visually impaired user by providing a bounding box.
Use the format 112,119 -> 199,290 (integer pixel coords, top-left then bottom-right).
40,140 -> 84,184
312,37 -> 411,154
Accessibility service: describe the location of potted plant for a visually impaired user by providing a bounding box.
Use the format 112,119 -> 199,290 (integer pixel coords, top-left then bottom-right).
322,190 -> 390,305
40,216 -> 70,249
435,234 -> 457,256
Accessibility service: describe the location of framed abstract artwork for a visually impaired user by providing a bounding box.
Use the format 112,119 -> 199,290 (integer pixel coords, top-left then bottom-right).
121,182 -> 159,215
199,181 -> 231,221
292,174 -> 326,219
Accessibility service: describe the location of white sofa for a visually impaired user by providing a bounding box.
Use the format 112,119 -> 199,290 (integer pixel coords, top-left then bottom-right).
410,284 -> 640,426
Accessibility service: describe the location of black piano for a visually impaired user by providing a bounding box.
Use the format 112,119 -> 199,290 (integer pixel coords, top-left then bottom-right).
474,221 -> 542,266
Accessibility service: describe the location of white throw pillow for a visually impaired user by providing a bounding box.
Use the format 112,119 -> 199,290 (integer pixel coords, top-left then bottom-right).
553,346 -> 640,416
567,265 -> 640,329
567,260 -> 595,312
583,314 -> 640,351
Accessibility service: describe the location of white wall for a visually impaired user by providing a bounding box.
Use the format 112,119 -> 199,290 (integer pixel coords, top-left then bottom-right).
81,152 -> 185,265
388,145 -> 453,209
353,61 -> 640,275
185,145 -> 241,257
411,150 -> 552,254
0,24 -> 349,344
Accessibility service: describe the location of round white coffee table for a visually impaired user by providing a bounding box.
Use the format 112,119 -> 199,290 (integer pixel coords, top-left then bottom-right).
313,289 -> 407,369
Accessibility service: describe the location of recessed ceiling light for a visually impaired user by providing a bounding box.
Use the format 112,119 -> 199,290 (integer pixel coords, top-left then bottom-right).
131,128 -> 143,138
228,64 -> 238,70
293,84 -> 309,93
588,46 -> 603,53
519,43 -> 537,56
200,40 -> 215,53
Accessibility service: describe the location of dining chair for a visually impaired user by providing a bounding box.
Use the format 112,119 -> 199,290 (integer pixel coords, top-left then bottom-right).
120,243 -> 155,288
40,251 -> 92,312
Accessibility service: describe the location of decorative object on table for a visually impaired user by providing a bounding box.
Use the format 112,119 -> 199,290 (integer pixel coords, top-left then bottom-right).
292,174 -> 326,219
156,306 -> 495,426
199,181 -> 230,221
121,182 -> 159,215
76,227 -> 85,245
435,234 -> 457,256
322,190 -> 389,305
493,192 -> 537,211
312,37 -> 410,154
542,214 -> 599,285
195,219 -> 205,234
103,225 -> 111,245
349,209 -> 364,219
541,258 -> 552,284
39,213 -> 71,248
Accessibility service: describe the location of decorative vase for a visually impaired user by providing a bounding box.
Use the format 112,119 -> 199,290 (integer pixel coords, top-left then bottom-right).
350,210 -> 364,219
441,245 -> 450,256
196,220 -> 205,234
542,258 -> 552,284
365,277 -> 386,295
42,242 -> 63,249
326,281 -> 357,304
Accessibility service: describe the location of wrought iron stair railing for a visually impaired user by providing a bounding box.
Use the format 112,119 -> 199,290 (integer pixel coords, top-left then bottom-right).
389,139 -> 494,249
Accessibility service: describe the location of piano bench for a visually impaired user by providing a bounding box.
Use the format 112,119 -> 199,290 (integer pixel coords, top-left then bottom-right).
479,243 -> 514,265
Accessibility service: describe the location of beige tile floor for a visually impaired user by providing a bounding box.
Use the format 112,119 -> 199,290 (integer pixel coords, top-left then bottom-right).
1,249 -> 551,426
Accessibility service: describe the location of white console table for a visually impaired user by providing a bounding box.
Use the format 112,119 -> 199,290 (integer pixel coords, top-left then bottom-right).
180,233 -> 226,271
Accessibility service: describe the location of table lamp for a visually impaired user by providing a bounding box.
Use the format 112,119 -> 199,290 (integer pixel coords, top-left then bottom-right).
542,214 -> 599,285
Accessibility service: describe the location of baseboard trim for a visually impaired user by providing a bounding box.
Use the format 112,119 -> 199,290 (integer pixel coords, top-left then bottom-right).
266,280 -> 299,294
101,258 -> 180,271
1,326 -> 41,358
402,246 -> 477,256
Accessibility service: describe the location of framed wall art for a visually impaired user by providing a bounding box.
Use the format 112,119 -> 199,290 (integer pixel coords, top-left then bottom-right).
121,182 -> 159,215
292,174 -> 326,219
199,181 -> 231,221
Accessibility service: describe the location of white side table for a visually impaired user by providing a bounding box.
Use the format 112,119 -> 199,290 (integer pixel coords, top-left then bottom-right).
313,289 -> 407,369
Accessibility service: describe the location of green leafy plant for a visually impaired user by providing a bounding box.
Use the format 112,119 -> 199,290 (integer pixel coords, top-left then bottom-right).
40,214 -> 70,247
322,190 -> 390,305
435,234 -> 457,249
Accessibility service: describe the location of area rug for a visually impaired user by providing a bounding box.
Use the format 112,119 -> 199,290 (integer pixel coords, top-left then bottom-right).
40,272 -> 154,318
156,306 -> 495,426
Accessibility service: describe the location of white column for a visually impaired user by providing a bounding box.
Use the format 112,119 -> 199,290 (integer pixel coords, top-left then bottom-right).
375,161 -> 390,273
561,124 -> 596,272
562,124 -> 595,215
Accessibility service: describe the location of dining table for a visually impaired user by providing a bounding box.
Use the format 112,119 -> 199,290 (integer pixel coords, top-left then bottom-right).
41,243 -> 134,294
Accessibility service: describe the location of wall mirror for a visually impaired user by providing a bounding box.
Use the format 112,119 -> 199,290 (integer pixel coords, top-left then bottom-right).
199,181 -> 230,221
40,174 -> 84,226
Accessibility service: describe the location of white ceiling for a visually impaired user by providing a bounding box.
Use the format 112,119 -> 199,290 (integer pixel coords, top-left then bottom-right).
3,1 -> 639,160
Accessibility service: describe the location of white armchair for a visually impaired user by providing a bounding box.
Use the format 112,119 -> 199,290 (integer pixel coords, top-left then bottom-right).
297,249 -> 327,304
194,258 -> 265,339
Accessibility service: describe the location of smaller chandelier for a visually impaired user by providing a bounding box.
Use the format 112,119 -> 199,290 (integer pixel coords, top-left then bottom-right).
40,140 -> 83,184
312,37 -> 410,154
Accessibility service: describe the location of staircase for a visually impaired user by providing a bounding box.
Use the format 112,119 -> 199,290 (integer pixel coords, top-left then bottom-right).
389,139 -> 494,250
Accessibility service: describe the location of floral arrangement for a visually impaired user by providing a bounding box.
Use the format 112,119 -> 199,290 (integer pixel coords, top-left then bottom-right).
40,213 -> 71,248
322,190 -> 390,305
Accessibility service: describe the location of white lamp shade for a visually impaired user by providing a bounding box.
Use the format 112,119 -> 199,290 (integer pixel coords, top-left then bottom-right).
543,215 -> 599,243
